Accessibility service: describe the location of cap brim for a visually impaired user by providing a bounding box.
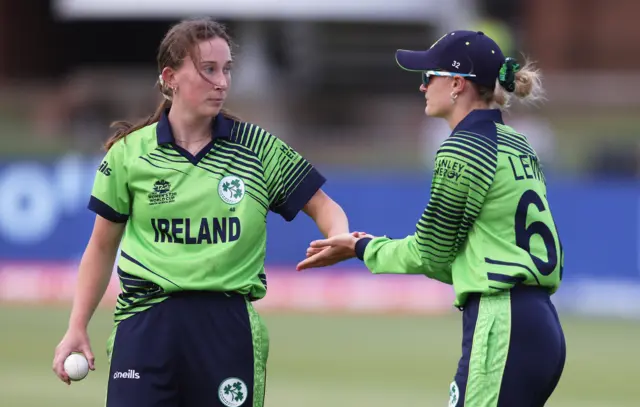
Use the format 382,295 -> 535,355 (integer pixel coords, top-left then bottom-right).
395,49 -> 440,72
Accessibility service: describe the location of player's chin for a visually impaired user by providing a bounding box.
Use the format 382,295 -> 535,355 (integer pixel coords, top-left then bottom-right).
199,100 -> 225,116
425,103 -> 444,118
424,104 -> 436,117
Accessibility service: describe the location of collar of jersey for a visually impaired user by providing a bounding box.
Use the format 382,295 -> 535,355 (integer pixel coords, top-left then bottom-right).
451,108 -> 504,134
155,108 -> 234,145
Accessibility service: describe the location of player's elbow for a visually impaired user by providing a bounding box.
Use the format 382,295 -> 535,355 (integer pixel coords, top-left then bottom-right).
405,241 -> 447,275
419,253 -> 453,278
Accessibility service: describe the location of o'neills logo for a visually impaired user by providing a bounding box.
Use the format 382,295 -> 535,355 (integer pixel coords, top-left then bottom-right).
113,369 -> 140,380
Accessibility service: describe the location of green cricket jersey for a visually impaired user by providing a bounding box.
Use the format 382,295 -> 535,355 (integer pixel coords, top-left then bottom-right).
89,110 -> 325,321
355,109 -> 564,307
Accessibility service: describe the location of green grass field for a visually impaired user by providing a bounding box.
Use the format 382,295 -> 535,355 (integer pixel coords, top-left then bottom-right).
1,305 -> 638,406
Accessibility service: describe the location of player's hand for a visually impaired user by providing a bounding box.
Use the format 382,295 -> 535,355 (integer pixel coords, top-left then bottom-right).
53,328 -> 95,385
306,242 -> 348,258
296,232 -> 373,271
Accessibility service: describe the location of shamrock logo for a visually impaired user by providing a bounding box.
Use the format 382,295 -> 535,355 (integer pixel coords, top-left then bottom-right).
218,378 -> 248,407
218,176 -> 245,205
223,381 -> 245,402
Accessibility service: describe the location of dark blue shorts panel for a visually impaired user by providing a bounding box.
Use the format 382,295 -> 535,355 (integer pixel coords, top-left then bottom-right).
454,286 -> 566,407
106,292 -> 258,407
176,292 -> 257,407
106,299 -> 179,407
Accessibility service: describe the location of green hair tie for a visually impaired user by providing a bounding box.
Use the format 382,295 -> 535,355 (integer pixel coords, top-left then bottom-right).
498,57 -> 520,92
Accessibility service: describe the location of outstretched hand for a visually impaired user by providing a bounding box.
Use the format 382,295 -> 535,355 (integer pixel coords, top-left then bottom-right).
296,232 -> 375,271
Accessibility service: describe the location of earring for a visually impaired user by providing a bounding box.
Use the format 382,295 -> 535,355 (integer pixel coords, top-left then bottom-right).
450,92 -> 458,104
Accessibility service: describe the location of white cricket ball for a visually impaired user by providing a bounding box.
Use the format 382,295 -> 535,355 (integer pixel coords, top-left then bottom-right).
64,353 -> 89,381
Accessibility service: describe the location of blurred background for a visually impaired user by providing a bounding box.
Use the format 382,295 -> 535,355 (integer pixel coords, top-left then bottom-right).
0,1 -> 639,406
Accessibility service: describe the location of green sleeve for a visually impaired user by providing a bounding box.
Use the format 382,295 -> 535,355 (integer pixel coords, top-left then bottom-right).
261,133 -> 326,221
357,132 -> 498,283
87,140 -> 131,223
359,235 -> 454,284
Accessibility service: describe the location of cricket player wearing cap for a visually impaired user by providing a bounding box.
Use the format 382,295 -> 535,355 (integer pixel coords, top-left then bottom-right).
298,30 -> 566,407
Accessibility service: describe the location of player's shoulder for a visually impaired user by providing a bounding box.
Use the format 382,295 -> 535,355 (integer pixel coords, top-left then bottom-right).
107,123 -> 158,158
447,127 -> 498,151
436,131 -> 499,176
438,131 -> 498,163
495,121 -> 522,137
228,119 -> 288,155
109,123 -> 157,156
494,122 -> 533,146
230,120 -> 273,141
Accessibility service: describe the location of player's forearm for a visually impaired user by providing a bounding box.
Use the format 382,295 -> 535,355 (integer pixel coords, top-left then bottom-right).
358,235 -> 453,283
320,201 -> 349,237
305,192 -> 349,237
68,240 -> 119,331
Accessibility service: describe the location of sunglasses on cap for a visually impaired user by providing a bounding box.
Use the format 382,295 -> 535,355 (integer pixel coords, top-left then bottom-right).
422,70 -> 477,86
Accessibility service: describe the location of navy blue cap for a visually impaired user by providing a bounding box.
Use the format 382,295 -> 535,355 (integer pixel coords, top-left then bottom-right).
396,30 -> 506,88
